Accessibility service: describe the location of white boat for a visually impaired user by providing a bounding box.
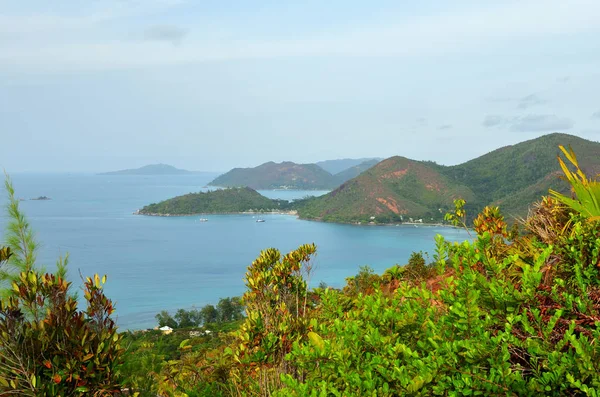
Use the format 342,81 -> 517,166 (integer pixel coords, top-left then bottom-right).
256,219 -> 265,223
199,218 -> 208,222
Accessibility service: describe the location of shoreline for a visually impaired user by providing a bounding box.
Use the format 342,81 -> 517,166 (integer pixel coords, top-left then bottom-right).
135,210 -> 299,217
135,210 -> 464,230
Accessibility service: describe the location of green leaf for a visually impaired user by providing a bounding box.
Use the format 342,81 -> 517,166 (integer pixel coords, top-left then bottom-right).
308,331 -> 325,352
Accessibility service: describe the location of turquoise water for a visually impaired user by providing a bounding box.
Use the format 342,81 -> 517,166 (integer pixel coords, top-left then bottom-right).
0,174 -> 470,330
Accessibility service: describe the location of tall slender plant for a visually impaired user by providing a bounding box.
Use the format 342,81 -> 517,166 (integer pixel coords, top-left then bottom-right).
549,145 -> 600,221
0,174 -> 124,395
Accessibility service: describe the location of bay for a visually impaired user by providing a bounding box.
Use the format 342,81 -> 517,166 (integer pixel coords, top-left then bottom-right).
0,173 -> 470,330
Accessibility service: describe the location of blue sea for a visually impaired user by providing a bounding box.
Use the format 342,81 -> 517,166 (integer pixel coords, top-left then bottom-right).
0,173 -> 470,330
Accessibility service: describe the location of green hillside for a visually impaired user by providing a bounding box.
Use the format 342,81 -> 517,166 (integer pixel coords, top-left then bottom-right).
440,133 -> 600,201
439,133 -> 600,217
297,157 -> 475,223
208,161 -> 336,190
296,133 -> 600,223
138,187 -> 289,215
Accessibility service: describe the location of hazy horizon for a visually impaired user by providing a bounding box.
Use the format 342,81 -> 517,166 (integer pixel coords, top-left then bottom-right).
2,0 -> 600,173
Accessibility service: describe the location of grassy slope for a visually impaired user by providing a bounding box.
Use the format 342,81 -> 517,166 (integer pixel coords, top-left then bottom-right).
139,187 -> 288,215
209,162 -> 336,190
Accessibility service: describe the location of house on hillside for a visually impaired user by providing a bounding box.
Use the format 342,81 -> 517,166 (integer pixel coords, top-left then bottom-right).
159,325 -> 173,335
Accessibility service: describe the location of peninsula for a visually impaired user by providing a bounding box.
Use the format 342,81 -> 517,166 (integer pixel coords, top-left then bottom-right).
137,187 -> 292,216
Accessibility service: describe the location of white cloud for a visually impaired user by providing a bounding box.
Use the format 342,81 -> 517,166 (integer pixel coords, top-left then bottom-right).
517,94 -> 548,109
509,114 -> 574,132
483,114 -> 575,132
0,0 -> 599,71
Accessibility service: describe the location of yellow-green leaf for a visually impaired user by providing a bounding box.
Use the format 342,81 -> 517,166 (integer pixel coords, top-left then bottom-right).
308,331 -> 324,352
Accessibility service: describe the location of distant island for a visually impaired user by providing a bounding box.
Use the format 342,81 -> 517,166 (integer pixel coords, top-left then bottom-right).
315,158 -> 382,175
100,164 -> 196,176
137,187 -> 293,216
137,134 -> 600,224
31,196 -> 51,201
208,158 -> 380,190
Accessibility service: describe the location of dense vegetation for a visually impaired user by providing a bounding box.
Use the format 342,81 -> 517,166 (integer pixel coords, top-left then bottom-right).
437,133 -> 600,217
4,141 -> 600,396
154,297 -> 244,329
119,144 -> 600,396
139,187 -> 291,215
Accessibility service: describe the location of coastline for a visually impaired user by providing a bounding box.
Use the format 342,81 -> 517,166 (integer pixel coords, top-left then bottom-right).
135,209 -> 464,230
135,209 -> 299,217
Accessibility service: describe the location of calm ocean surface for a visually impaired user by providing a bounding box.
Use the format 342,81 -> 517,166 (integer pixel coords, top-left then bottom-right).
0,173 -> 470,330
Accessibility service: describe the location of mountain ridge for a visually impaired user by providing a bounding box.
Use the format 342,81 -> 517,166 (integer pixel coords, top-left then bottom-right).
209,158 -> 382,190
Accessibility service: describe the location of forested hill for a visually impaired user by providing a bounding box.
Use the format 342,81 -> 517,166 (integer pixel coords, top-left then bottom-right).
100,164 -> 195,175
295,133 -> 600,223
138,187 -> 290,215
296,157 -> 475,224
209,159 -> 381,190
437,133 -> 600,216
208,161 -> 336,190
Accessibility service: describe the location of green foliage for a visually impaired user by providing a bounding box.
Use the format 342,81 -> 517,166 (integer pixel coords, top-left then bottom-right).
154,298 -> 244,330
0,174 -> 123,396
0,273 -> 123,396
121,320 -> 242,397
200,304 -> 218,325
344,265 -> 381,297
216,297 -> 244,323
156,310 -> 178,329
233,244 -> 317,394
140,187 -> 291,215
1,174 -> 39,288
54,144 -> 600,396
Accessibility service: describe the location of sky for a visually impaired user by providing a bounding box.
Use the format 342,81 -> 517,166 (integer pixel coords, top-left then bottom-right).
1,0 -> 600,173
